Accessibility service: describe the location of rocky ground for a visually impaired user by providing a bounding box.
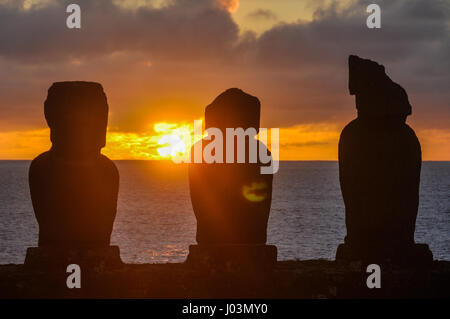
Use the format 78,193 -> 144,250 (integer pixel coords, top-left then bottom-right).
0,260 -> 449,299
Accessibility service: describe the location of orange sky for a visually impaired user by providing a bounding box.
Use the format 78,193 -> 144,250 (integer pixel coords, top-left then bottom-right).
0,0 -> 449,161
1,121 -> 449,161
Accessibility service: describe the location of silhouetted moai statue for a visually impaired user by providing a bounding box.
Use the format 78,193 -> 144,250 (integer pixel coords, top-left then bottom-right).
336,56 -> 433,265
25,82 -> 122,267
187,88 -> 277,268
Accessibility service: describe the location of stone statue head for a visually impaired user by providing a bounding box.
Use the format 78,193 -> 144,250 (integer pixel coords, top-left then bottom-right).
44,81 -> 108,158
205,88 -> 260,135
348,55 -> 412,119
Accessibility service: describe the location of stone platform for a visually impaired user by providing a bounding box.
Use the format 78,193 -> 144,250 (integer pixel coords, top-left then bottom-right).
24,246 -> 123,270
186,244 -> 277,269
0,260 -> 448,299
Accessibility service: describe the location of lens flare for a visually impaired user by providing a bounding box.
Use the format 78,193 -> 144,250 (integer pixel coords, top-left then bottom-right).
242,182 -> 268,202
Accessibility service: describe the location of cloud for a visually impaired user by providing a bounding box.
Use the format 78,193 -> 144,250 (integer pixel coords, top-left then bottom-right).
416,128 -> 450,161
216,0 -> 239,13
246,9 -> 277,21
283,141 -> 331,147
277,123 -> 341,160
0,128 -> 49,159
0,0 -> 238,63
246,0 -> 450,127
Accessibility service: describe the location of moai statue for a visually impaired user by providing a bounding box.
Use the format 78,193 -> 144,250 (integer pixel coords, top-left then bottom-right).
336,55 -> 433,265
187,88 -> 277,268
25,82 -> 122,267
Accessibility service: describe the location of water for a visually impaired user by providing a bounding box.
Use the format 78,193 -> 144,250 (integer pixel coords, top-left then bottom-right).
0,161 -> 448,264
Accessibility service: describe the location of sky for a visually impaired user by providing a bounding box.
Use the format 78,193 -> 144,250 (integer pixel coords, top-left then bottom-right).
0,0 -> 449,160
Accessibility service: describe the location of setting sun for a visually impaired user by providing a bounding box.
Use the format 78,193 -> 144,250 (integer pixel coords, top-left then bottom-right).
157,134 -> 185,158
102,121 -> 202,160
154,122 -> 194,159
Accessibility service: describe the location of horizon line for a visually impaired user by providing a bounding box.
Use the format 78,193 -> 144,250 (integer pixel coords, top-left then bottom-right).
1,159 -> 450,162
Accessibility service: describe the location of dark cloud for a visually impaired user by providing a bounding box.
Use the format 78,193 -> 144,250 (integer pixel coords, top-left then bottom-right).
246,0 -> 450,127
0,0 -> 238,62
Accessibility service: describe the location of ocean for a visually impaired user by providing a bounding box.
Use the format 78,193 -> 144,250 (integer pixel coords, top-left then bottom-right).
0,160 -> 448,264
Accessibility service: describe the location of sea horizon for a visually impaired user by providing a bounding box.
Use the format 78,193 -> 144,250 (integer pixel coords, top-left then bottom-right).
1,159 -> 450,162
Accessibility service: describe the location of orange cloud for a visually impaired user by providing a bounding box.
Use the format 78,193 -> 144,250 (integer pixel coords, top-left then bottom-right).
1,124 -> 449,161
0,128 -> 50,160
216,0 -> 239,13
277,123 -> 341,161
416,129 -> 450,161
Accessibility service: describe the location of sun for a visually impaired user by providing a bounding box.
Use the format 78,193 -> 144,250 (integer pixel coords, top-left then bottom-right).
154,121 -> 200,160
103,120 -> 203,160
